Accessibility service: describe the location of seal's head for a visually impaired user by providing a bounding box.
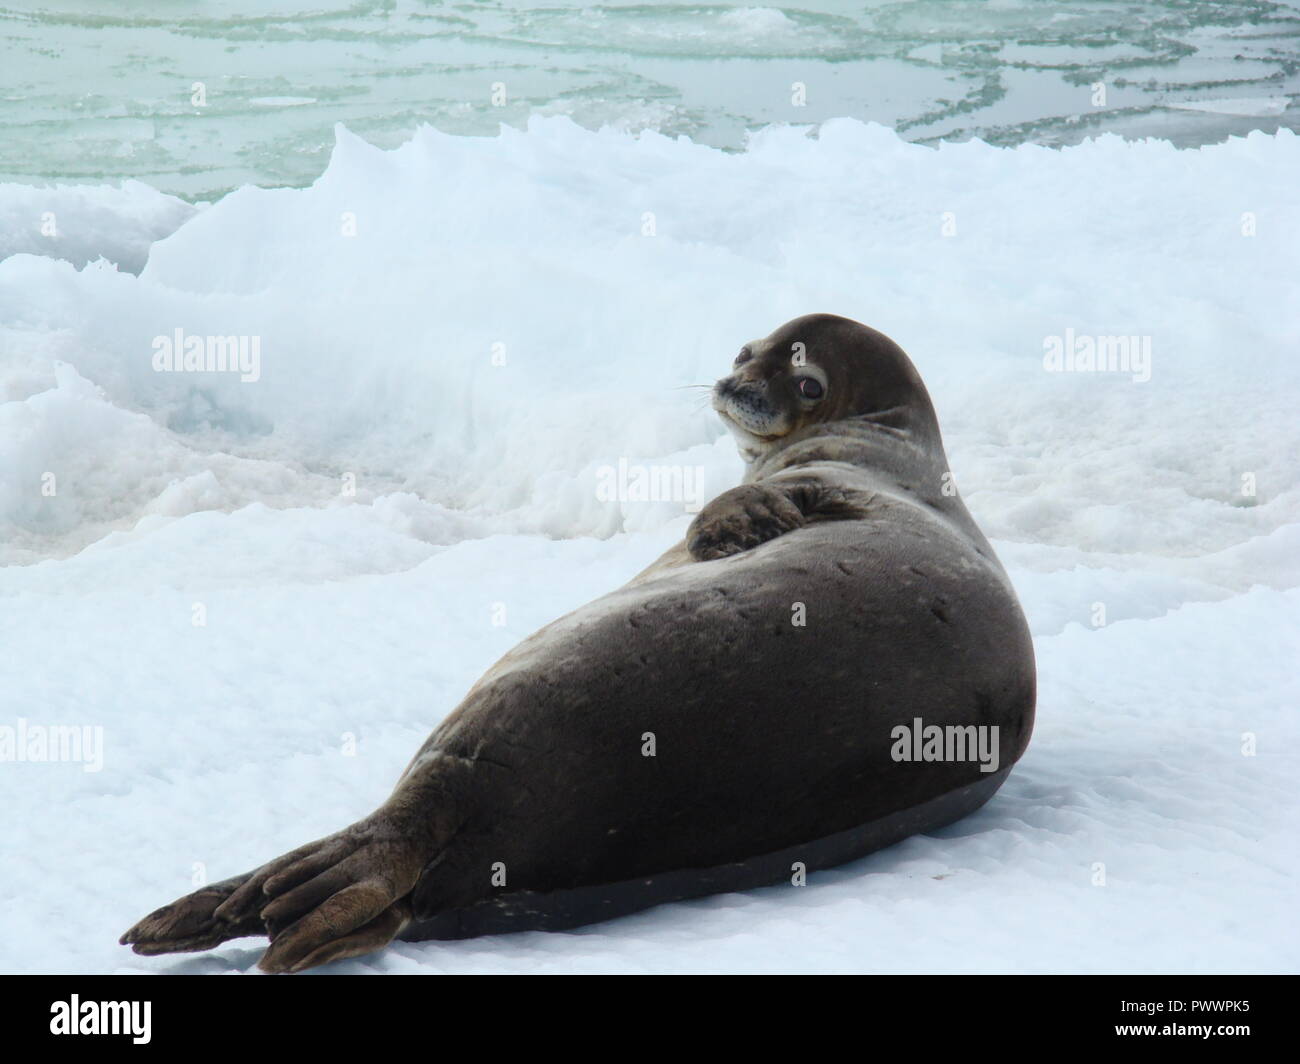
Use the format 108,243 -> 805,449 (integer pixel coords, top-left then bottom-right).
712,313 -> 939,464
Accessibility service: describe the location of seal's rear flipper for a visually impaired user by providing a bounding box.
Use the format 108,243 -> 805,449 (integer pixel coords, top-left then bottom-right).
120,831 -> 348,957
119,872 -> 265,955
259,895 -> 412,973
122,778 -> 454,971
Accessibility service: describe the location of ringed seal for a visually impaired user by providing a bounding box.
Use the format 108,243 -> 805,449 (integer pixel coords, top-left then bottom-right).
122,313 -> 1036,972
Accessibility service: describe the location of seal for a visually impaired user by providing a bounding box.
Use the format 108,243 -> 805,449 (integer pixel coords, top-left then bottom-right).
121,312 -> 1035,972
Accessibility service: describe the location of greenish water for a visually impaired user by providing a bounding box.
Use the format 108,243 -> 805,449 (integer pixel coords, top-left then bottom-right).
2,0 -> 1298,200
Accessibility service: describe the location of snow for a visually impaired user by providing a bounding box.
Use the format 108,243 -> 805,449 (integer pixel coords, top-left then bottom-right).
0,118 -> 1297,974
0,180 -> 196,274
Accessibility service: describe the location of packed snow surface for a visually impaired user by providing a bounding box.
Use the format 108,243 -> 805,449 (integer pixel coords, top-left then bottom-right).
0,118 -> 1297,973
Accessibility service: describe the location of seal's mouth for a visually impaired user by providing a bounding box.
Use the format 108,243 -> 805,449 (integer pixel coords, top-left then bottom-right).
715,404 -> 775,441
712,377 -> 791,450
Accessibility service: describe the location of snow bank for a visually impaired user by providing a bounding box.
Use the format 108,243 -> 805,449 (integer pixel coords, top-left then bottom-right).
3,119 -> 1296,568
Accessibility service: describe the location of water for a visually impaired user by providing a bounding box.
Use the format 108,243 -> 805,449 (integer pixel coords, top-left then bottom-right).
2,0 -> 1298,200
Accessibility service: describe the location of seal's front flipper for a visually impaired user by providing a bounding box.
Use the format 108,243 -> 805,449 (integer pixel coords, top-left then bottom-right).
119,872 -> 264,955
687,483 -> 806,560
686,477 -> 861,560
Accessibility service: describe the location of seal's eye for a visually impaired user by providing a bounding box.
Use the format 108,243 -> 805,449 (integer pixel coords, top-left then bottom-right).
734,348 -> 752,366
797,377 -> 824,400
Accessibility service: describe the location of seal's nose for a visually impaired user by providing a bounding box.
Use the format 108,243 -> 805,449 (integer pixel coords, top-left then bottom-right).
729,361 -> 769,388
715,375 -> 766,403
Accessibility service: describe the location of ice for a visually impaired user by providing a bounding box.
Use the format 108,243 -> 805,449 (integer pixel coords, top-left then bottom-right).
0,180 -> 196,273
0,118 -> 1296,973
6,1 -> 1299,199
1167,97 -> 1293,118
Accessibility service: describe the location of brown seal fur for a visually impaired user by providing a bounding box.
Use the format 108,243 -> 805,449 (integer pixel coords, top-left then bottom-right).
121,313 -> 1035,972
